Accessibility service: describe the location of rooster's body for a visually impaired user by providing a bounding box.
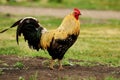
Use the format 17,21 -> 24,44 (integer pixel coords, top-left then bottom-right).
0,8 -> 81,70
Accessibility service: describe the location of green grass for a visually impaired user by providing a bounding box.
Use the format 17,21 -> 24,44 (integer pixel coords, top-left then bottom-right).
0,69 -> 3,75
57,76 -> 120,80
14,62 -> 24,69
105,76 -> 120,80
18,74 -> 119,80
0,0 -> 120,10
0,13 -> 120,67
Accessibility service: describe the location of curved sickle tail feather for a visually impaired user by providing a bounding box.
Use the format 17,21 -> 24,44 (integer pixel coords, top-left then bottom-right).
0,19 -> 22,33
0,17 -> 44,51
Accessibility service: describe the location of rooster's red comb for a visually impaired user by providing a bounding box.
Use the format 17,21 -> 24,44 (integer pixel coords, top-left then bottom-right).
74,8 -> 81,15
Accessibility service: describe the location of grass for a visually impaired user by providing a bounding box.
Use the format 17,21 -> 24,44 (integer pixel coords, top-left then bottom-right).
18,75 -> 119,80
0,13 -> 120,67
0,69 -> 3,75
19,71 -> 38,80
14,62 -> 24,69
0,0 -> 120,10
105,76 -> 120,80
57,76 -> 120,80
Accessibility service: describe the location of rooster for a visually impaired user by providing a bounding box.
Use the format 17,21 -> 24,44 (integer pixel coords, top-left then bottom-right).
0,8 -> 81,70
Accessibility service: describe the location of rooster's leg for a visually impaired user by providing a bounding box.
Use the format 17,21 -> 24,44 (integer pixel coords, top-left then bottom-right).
58,59 -> 64,70
50,59 -> 55,70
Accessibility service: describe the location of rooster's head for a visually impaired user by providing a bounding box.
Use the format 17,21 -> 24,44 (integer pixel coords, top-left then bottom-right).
73,8 -> 81,20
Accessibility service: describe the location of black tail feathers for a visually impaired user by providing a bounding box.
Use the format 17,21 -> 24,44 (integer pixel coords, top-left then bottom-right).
1,17 -> 44,51
0,19 -> 22,33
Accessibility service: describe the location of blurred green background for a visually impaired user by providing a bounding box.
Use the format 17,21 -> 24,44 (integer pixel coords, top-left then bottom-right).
0,0 -> 120,10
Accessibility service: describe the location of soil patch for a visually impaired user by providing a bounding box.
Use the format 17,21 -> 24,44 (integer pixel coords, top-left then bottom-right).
0,55 -> 120,80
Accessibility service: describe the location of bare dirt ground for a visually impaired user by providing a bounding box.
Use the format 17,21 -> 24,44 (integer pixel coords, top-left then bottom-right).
0,55 -> 120,80
0,5 -> 120,19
